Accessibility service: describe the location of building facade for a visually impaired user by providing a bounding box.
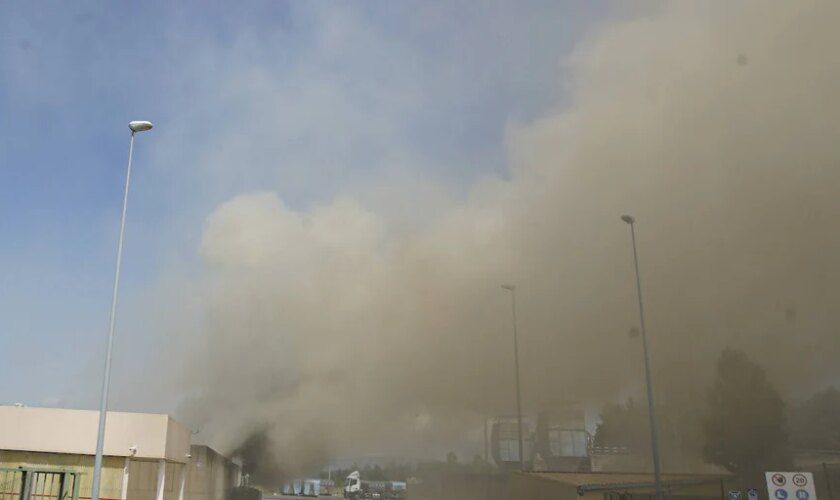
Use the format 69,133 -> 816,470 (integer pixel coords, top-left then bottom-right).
0,405 -> 240,500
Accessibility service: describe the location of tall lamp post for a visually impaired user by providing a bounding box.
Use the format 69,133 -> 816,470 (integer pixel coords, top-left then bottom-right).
501,284 -> 525,471
91,121 -> 154,500
620,215 -> 662,500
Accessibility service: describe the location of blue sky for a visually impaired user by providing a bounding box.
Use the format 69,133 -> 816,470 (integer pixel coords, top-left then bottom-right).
0,2 -> 616,412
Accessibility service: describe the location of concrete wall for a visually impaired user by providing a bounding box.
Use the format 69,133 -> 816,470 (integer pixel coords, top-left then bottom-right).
183,445 -> 241,500
0,406 -> 190,463
126,459 -> 186,500
165,418 -> 192,464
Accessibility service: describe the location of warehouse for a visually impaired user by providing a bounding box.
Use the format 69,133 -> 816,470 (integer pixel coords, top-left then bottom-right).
0,405 -> 240,500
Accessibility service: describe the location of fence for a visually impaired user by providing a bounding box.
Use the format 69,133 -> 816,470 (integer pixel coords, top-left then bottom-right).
605,494 -> 721,500
598,476 -> 741,500
0,468 -> 81,500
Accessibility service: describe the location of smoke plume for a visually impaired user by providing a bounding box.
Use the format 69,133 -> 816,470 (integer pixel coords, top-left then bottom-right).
172,1 -> 840,476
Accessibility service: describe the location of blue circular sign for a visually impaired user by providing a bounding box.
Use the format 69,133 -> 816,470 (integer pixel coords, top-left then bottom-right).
775,489 -> 789,500
796,490 -> 810,500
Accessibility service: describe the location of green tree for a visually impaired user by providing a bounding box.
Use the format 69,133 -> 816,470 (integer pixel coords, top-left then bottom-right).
790,386 -> 840,450
702,348 -> 791,477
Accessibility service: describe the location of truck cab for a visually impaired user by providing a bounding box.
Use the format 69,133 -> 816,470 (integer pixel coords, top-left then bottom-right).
344,471 -> 361,499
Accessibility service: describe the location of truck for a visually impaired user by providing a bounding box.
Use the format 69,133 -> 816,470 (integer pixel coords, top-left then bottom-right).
343,471 -> 407,500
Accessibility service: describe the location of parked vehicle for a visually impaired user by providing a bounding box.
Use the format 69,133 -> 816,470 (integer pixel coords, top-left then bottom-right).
343,471 -> 406,500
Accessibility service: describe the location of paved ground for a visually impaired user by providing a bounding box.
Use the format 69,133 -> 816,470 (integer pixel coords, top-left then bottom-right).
263,495 -> 340,499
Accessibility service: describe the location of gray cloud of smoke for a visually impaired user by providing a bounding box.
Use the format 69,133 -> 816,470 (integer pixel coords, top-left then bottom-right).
169,1 -> 840,475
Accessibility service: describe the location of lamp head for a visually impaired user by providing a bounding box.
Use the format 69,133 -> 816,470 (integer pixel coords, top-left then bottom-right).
621,214 -> 635,224
128,121 -> 153,133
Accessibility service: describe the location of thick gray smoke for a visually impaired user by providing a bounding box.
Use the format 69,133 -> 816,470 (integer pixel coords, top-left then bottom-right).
174,1 -> 840,475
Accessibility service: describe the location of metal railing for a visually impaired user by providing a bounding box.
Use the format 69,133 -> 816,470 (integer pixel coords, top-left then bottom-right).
0,468 -> 80,500
605,494 -> 720,500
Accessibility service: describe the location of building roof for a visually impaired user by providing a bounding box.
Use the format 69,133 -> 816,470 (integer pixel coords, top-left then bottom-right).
518,472 -> 727,494
0,405 -> 191,463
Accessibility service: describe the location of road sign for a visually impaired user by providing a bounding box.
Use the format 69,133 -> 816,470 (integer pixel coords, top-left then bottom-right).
767,472 -> 817,500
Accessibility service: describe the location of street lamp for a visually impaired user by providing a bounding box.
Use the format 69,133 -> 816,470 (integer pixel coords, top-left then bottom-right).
501,284 -> 525,471
91,121 -> 154,500
620,214 -> 662,500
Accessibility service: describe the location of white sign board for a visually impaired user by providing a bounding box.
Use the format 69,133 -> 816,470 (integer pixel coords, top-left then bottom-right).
766,472 -> 818,500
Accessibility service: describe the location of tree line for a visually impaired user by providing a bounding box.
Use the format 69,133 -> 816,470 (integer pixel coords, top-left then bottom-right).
594,347 -> 840,482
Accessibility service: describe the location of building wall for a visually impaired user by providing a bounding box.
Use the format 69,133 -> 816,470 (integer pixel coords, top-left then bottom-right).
183,445 -> 241,500
165,419 -> 192,463
0,449 -> 239,500
0,406 -> 190,462
126,459 -> 186,500
0,449 -> 125,500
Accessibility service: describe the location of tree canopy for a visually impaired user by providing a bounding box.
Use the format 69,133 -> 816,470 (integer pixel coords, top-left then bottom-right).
702,348 -> 791,476
790,386 -> 840,450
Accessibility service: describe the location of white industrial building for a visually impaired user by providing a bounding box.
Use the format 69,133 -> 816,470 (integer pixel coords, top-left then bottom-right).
0,405 -> 241,500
